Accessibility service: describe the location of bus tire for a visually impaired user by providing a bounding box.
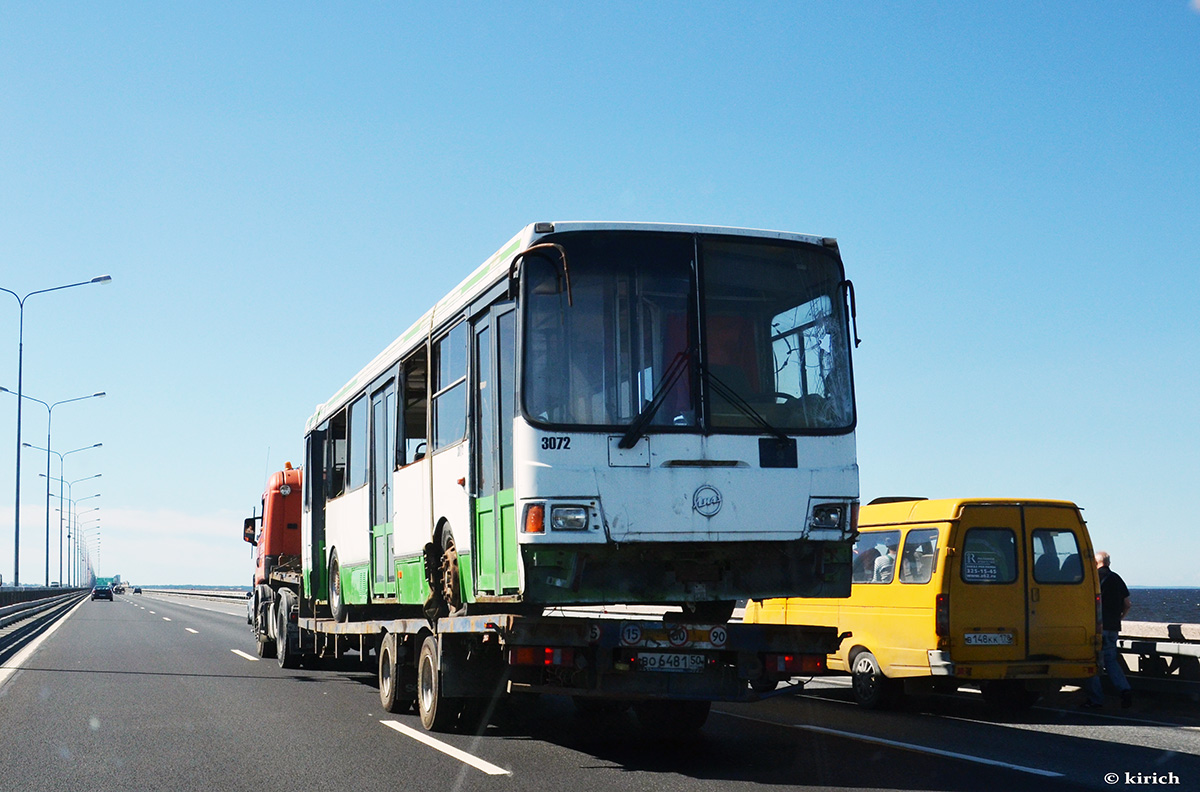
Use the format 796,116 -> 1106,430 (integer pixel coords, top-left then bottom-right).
328,551 -> 347,623
851,650 -> 898,709
418,635 -> 460,731
439,529 -> 463,615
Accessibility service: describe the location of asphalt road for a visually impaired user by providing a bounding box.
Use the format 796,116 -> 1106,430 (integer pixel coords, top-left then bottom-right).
0,592 -> 1196,792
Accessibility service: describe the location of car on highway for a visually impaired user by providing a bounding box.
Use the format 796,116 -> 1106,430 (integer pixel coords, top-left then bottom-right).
133,587 -> 142,594
91,584 -> 114,601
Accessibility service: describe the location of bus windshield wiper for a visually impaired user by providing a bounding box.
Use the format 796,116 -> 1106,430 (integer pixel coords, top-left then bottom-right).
703,367 -> 789,442
618,348 -> 692,449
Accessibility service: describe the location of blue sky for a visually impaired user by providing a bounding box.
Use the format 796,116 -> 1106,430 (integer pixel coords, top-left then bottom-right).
1,2 -> 1197,588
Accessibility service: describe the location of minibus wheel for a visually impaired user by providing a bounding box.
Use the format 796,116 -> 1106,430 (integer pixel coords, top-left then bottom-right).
851,650 -> 899,709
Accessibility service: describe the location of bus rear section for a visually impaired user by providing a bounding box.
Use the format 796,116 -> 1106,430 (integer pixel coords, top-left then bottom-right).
746,498 -> 1099,709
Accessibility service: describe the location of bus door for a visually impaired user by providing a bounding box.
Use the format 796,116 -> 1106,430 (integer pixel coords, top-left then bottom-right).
951,505 -> 1026,663
472,303 -> 520,595
1025,505 -> 1093,661
370,378 -> 398,599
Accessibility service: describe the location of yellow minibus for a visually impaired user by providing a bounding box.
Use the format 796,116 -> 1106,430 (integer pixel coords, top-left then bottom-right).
746,498 -> 1100,709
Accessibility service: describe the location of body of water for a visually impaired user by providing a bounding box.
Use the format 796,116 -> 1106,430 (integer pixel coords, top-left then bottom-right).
1129,588 -> 1200,625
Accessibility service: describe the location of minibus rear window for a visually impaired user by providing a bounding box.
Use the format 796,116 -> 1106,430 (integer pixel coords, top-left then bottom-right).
1032,529 -> 1084,583
899,528 -> 939,584
961,528 -> 1017,584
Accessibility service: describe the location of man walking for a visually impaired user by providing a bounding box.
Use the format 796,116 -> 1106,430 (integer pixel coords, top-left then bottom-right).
1083,551 -> 1133,709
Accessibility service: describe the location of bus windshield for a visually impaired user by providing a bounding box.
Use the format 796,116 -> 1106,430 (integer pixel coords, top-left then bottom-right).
522,231 -> 854,434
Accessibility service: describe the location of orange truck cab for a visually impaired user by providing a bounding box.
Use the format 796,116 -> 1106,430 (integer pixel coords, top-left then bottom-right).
746,497 -> 1100,710
244,463 -> 303,587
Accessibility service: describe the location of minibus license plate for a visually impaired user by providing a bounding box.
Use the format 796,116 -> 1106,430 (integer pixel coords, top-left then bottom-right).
964,633 -> 1014,646
638,652 -> 705,673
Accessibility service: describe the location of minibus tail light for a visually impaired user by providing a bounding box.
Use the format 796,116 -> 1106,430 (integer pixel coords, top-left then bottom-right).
935,594 -> 949,639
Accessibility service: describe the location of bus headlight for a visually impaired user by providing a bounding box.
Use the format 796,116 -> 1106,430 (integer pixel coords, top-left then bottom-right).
810,504 -> 845,531
550,506 -> 589,531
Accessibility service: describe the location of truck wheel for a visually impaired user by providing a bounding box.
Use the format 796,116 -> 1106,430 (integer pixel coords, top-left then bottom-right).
633,700 -> 710,736
276,589 -> 300,669
329,551 -> 347,623
418,635 -> 460,731
851,650 -> 899,709
379,633 -> 414,713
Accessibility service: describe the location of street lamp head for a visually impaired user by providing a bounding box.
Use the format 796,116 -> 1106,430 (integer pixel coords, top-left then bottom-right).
91,275 -> 113,285
93,392 -> 106,398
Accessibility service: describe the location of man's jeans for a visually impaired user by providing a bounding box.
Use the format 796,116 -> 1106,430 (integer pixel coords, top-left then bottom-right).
1086,630 -> 1131,704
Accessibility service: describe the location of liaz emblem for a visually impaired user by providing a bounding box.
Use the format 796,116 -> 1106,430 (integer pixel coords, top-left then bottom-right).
692,485 -> 723,518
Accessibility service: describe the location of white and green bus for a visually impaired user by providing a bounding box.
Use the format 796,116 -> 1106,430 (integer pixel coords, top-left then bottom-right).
301,222 -> 860,623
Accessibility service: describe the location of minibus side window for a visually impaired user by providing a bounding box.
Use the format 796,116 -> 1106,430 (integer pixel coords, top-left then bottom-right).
851,530 -> 901,584
899,528 -> 939,584
961,528 -> 1017,584
1032,529 -> 1084,584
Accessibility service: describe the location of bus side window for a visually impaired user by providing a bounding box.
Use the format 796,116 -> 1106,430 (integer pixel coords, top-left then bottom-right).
851,530 -> 900,584
401,348 -> 428,465
899,528 -> 939,584
326,408 -> 347,499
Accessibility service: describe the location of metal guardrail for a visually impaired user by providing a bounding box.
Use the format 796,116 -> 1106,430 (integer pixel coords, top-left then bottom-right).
140,588 -> 249,602
1119,620 -> 1200,697
0,592 -> 84,629
0,587 -> 86,608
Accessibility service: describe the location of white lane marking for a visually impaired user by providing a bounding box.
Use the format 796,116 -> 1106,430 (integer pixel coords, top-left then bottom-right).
149,611 -> 155,614
0,597 -> 89,690
719,711 -> 1064,778
186,628 -> 199,634
162,617 -> 172,621
231,649 -> 260,662
380,720 -> 511,776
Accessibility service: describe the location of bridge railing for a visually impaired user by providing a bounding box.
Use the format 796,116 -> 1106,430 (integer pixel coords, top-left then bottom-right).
1119,620 -> 1200,697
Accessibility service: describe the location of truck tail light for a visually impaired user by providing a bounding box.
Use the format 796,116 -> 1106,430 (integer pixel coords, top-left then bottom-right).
764,653 -> 825,675
508,647 -> 575,667
935,594 -> 949,639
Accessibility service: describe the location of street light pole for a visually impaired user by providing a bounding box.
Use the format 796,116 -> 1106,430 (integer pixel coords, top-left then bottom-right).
1,275 -> 112,586
10,391 -> 105,585
32,445 -> 101,586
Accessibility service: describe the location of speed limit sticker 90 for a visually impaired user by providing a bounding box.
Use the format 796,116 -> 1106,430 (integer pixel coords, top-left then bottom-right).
708,626 -> 728,647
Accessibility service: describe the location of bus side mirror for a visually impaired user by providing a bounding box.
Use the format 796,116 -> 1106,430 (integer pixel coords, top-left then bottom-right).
243,517 -> 258,546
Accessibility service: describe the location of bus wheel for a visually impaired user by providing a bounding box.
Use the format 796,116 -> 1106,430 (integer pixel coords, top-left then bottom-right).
439,531 -> 463,615
329,551 -> 347,623
418,635 -> 461,731
851,651 -> 898,709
